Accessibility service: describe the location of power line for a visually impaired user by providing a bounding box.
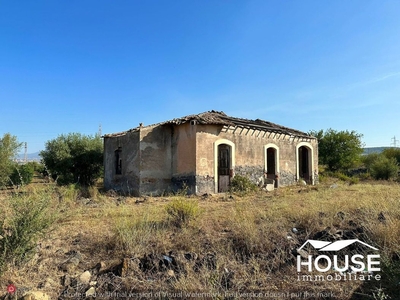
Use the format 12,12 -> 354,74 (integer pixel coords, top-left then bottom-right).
391,136 -> 399,147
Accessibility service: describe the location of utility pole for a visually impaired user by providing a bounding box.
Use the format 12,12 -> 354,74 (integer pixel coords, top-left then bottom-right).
391,136 -> 399,148
98,124 -> 102,137
24,142 -> 27,162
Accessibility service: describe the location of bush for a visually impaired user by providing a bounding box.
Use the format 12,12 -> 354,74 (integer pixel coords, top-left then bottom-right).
229,175 -> 258,193
370,156 -> 398,180
8,163 -> 34,186
362,153 -> 380,170
358,172 -> 372,181
0,193 -> 57,273
27,161 -> 46,175
335,172 -> 351,182
348,177 -> 359,185
382,148 -> 400,165
165,197 -> 199,228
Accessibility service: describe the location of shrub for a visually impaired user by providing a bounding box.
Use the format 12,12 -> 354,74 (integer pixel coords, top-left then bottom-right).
26,161 -> 46,177
348,176 -> 359,185
229,175 -> 258,193
382,148 -> 400,165
61,184 -> 80,203
358,172 -> 372,181
362,153 -> 380,170
8,163 -> 34,186
57,184 -> 103,203
115,211 -> 166,254
175,182 -> 190,196
370,156 -> 398,180
165,197 -> 199,228
0,193 -> 57,273
336,172 -> 351,182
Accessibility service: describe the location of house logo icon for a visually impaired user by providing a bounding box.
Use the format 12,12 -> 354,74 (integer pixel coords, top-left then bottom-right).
298,239 -> 379,252
296,238 -> 381,282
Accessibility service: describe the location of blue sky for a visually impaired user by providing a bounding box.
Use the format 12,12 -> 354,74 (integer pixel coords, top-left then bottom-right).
1,1 -> 400,154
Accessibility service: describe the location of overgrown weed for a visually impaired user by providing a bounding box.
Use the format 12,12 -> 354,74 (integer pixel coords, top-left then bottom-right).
165,196 -> 200,228
0,187 -> 59,275
114,206 -> 169,255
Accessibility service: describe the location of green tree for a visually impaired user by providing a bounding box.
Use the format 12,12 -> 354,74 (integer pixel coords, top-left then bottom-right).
40,133 -> 103,186
382,148 -> 400,165
310,129 -> 364,172
0,133 -> 21,187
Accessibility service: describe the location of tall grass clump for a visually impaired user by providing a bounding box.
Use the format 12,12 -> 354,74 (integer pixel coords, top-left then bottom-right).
228,204 -> 262,258
165,197 -> 200,228
0,192 -> 58,274
114,208 -> 168,255
228,203 -> 274,260
59,184 -> 80,203
57,184 -> 104,205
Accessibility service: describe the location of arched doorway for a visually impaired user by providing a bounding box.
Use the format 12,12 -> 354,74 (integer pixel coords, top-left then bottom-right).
298,146 -> 310,181
214,139 -> 235,193
296,142 -> 314,184
264,144 -> 280,188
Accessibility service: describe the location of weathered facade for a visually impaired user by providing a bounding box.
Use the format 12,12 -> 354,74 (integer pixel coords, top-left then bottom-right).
103,111 -> 318,196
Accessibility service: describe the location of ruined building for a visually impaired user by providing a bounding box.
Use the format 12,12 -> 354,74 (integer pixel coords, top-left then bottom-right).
103,110 -> 318,196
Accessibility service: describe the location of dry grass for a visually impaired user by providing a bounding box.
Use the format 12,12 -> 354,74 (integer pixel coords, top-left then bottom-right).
0,181 -> 399,299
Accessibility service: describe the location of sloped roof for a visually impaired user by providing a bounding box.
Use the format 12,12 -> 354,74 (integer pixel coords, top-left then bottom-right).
104,110 -> 314,138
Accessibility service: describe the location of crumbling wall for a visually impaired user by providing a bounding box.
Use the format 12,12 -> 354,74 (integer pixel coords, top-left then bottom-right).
139,125 -> 172,195
103,131 -> 140,195
195,125 -> 318,193
104,121 -> 318,196
171,123 -> 197,193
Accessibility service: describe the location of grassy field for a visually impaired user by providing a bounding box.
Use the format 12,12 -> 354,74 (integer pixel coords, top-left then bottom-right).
0,180 -> 399,299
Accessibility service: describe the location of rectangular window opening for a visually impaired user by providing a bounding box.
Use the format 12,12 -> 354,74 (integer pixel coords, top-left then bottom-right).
115,147 -> 122,175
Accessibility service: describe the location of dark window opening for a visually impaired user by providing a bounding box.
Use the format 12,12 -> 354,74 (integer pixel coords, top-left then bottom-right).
115,147 -> 122,175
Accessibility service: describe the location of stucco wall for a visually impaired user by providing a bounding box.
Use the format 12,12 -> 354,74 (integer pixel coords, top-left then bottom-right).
171,123 -> 197,193
139,125 -> 173,195
103,131 -> 140,195
195,125 -> 318,193
104,122 -> 318,196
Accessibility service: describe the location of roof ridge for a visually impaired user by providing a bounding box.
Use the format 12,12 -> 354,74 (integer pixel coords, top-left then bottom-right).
104,110 -> 314,138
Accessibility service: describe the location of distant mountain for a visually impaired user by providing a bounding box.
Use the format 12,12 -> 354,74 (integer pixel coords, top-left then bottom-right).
363,147 -> 391,155
16,151 -> 41,161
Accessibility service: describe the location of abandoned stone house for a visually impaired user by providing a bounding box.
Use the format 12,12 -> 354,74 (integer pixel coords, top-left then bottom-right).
103,110 -> 318,196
